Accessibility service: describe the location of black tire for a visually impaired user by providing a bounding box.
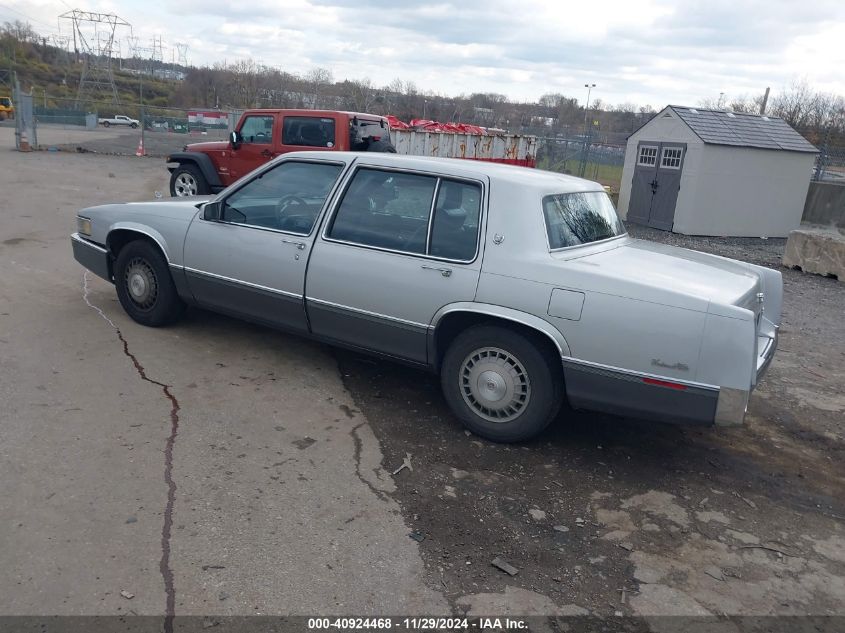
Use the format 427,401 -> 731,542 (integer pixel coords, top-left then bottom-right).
367,139 -> 397,153
440,325 -> 563,443
114,240 -> 185,327
131,122 -> 138,129
102,121 -> 110,127
169,163 -> 209,197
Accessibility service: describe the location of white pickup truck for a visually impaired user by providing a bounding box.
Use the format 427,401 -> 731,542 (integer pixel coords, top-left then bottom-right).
98,115 -> 139,128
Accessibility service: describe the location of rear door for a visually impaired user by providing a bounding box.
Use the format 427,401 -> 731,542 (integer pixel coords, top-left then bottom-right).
229,113 -> 279,180
306,165 -> 485,363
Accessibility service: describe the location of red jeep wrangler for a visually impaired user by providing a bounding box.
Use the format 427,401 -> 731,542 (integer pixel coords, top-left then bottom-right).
167,109 -> 396,197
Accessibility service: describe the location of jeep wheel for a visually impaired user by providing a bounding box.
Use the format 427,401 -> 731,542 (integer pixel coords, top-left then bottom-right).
170,164 -> 209,197
440,325 -> 563,442
114,240 -> 185,327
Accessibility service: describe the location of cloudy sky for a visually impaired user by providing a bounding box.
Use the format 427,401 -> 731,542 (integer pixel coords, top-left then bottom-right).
4,0 -> 844,108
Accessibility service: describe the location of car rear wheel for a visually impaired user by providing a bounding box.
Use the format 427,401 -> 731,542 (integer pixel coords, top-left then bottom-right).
440,325 -> 563,442
169,164 -> 209,197
114,240 -> 185,327
102,121 -> 110,127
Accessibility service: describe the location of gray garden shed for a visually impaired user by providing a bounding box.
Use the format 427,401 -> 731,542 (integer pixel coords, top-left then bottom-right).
617,106 -> 818,237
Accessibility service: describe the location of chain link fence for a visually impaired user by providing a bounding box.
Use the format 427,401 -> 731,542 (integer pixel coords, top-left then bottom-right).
813,143 -> 845,184
25,94 -> 232,157
536,136 -> 625,191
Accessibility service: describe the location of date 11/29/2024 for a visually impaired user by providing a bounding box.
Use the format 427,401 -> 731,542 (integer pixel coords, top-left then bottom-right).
307,618 -> 529,630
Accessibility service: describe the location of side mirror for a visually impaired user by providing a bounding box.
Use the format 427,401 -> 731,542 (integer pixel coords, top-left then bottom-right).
203,201 -> 222,221
229,130 -> 241,149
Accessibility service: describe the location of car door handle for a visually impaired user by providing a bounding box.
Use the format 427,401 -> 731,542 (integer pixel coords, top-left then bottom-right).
421,265 -> 452,277
282,239 -> 306,250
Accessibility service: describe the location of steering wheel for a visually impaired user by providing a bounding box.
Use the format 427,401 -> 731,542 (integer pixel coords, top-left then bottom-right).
275,194 -> 309,226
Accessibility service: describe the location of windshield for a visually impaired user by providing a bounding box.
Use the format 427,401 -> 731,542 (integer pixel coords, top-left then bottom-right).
0,98 -> 11,107
542,191 -> 625,249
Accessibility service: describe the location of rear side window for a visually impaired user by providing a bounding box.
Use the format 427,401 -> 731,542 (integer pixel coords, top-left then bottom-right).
328,169 -> 436,254
543,191 -> 625,249
283,116 -> 336,148
429,180 -> 481,260
328,168 -> 481,260
239,115 -> 274,144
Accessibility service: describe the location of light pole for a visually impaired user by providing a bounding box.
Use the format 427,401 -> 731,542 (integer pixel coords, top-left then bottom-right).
583,83 -> 596,134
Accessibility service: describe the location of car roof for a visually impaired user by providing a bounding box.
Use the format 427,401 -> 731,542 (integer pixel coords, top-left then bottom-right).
286,151 -> 603,193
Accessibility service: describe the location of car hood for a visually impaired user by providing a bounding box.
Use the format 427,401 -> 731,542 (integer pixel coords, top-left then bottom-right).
569,237 -> 762,310
124,197 -> 214,217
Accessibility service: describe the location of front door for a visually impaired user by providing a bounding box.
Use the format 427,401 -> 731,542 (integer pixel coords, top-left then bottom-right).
306,166 -> 485,364
228,113 -> 278,182
182,158 -> 347,332
628,142 -> 686,231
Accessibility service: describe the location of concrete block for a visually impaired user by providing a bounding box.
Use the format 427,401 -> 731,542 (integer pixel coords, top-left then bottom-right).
783,227 -> 845,281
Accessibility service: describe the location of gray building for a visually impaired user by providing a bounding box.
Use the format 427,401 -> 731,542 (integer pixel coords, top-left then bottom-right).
617,106 -> 818,237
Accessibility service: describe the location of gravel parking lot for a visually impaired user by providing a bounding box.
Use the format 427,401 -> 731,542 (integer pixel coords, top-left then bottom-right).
1,139 -> 843,627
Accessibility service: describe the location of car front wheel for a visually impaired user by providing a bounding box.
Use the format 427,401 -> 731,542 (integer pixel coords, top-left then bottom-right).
440,325 -> 563,442
114,240 -> 185,327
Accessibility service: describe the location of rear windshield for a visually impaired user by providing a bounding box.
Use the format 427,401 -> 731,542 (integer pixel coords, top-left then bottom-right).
349,118 -> 389,150
542,191 -> 625,249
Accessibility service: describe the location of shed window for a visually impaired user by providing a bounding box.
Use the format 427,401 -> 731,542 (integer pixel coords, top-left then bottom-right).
638,146 -> 658,166
660,147 -> 683,169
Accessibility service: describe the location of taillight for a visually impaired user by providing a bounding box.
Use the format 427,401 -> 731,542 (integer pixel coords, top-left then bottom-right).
642,377 -> 688,391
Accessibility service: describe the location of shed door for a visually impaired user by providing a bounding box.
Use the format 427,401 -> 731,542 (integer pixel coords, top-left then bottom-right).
628,142 -> 686,231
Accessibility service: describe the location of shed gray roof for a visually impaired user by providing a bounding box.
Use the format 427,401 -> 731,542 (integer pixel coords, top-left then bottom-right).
668,106 -> 818,153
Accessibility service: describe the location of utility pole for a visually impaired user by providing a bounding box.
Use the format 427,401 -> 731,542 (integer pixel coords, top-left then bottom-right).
140,77 -> 144,151
580,83 -> 596,177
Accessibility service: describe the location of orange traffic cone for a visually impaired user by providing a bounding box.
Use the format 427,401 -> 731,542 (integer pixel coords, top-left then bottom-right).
135,136 -> 145,157
18,129 -> 32,152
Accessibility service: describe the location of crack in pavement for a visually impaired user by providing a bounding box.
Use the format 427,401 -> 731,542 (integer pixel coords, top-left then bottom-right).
349,422 -> 390,503
83,272 -> 179,632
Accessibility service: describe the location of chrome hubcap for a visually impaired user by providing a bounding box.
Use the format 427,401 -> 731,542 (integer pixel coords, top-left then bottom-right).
460,347 -> 531,423
174,173 -> 197,196
124,258 -> 158,310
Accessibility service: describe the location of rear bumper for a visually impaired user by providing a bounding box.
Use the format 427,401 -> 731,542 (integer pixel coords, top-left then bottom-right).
713,325 -> 778,427
71,233 -> 111,282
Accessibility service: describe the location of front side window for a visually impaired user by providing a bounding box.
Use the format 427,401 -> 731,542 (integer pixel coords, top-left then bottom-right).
239,115 -> 274,144
543,191 -> 625,249
222,161 -> 343,233
283,116 -> 336,148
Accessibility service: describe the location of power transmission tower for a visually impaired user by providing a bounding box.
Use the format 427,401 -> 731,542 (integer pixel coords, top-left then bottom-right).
59,9 -> 131,107
174,42 -> 188,67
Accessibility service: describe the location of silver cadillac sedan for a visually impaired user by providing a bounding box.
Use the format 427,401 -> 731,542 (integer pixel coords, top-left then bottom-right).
71,152 -> 780,442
